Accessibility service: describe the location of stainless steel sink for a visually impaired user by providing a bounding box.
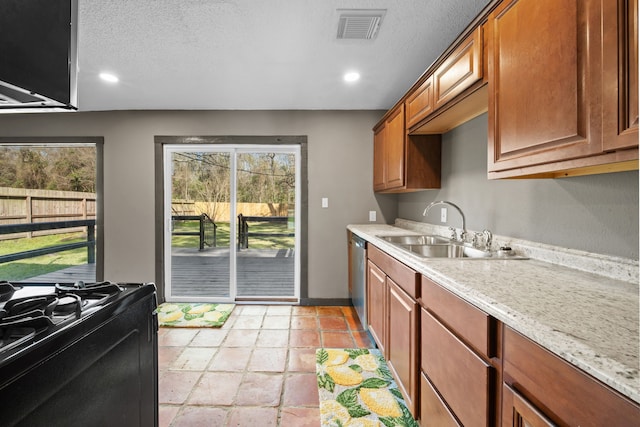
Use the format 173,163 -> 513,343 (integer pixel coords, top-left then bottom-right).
378,234 -> 527,260
379,234 -> 450,245
403,243 -> 491,258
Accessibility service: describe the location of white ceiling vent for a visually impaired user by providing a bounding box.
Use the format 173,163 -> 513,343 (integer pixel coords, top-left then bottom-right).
337,9 -> 386,40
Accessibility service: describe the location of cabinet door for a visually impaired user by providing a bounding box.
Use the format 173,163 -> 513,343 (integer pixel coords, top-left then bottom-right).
502,384 -> 555,427
602,0 -> 639,151
384,105 -> 405,189
406,76 -> 435,128
487,0 -> 603,172
433,27 -> 483,111
387,279 -> 419,417
373,125 -> 386,191
366,260 -> 387,357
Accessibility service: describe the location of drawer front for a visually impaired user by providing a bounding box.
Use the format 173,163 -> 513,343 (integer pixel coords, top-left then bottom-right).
420,372 -> 461,427
503,327 -> 640,426
421,275 -> 492,357
368,244 -> 419,298
422,308 -> 492,427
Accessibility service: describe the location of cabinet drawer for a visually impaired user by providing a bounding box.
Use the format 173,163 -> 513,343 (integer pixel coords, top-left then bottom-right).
422,308 -> 492,427
368,245 -> 419,298
503,327 -> 640,426
421,276 -> 492,357
420,372 -> 460,427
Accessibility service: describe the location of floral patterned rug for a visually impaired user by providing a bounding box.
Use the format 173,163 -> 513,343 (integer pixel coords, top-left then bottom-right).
155,302 -> 234,327
316,348 -> 419,427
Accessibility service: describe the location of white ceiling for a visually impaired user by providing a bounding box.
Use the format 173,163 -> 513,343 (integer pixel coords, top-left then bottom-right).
77,0 -> 491,112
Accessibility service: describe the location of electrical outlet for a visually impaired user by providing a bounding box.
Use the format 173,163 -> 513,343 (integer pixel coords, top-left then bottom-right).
369,211 -> 376,222
441,207 -> 447,222
321,197 -> 328,208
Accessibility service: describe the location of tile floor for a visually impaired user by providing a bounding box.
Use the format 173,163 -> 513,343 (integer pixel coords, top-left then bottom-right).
158,305 -> 373,426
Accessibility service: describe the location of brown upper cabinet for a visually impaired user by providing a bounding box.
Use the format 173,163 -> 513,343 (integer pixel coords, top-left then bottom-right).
373,104 -> 442,193
487,0 -> 639,179
374,105 -> 406,191
603,0 -> 639,151
407,27 -> 487,135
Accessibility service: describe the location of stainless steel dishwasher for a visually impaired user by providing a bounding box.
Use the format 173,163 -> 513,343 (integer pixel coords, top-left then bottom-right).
350,233 -> 367,331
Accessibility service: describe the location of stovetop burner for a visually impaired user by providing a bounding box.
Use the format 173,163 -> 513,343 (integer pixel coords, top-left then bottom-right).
0,281 -> 125,354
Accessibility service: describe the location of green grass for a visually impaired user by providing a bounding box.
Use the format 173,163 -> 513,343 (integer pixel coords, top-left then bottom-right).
0,219 -> 295,282
0,232 -> 89,281
172,220 -> 294,249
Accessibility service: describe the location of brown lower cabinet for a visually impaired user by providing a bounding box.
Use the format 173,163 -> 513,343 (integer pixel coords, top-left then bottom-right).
387,279 -> 419,416
363,244 -> 640,426
420,275 -> 497,427
366,244 -> 420,417
366,259 -> 387,357
502,327 -> 640,426
421,308 -> 494,427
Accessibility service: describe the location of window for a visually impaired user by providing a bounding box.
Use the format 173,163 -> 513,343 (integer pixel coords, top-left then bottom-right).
0,138 -> 103,283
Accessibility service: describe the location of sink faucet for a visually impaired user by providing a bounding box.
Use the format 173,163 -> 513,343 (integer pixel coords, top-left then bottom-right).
423,200 -> 467,242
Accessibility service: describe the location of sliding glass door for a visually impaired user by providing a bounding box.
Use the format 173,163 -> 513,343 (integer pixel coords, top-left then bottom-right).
164,145 -> 300,303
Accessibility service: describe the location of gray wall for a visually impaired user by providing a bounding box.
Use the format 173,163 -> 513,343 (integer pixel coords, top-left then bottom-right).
398,113 -> 639,259
0,110 -> 636,302
0,110 -> 388,300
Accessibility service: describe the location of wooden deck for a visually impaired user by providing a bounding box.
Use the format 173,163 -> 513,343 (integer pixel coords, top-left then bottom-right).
24,247 -> 295,300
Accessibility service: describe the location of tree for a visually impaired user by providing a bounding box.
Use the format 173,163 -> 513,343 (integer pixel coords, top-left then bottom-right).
0,145 -> 96,192
16,148 -> 48,189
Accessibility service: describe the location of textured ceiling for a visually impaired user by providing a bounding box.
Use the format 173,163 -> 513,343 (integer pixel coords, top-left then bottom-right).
77,0 -> 491,111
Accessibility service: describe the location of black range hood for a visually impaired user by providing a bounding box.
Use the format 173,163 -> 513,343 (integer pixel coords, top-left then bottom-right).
0,0 -> 78,111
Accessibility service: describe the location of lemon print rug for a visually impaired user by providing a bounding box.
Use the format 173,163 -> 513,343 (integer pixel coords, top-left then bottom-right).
316,348 -> 419,427
155,302 -> 234,327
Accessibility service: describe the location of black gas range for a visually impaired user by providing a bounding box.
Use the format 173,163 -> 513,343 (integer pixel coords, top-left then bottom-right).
0,281 -> 158,427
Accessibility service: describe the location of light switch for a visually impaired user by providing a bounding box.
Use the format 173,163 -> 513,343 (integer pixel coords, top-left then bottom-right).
369,211 -> 377,222
321,197 -> 328,208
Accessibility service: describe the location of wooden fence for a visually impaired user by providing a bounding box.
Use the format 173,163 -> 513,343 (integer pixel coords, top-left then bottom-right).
172,200 -> 289,222
0,187 -> 96,239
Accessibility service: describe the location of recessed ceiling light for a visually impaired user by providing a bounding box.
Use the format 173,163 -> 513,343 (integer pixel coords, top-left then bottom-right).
99,72 -> 119,83
344,72 -> 360,83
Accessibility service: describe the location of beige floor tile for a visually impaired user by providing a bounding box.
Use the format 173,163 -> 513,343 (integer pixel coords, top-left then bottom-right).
256,329 -> 289,347
263,314 -> 291,329
187,372 -> 243,406
190,328 -> 228,347
171,406 -> 228,426
223,329 -> 259,346
158,328 -> 198,346
235,373 -> 284,406
158,371 -> 202,404
248,347 -> 287,372
266,305 -> 293,315
208,347 -> 251,371
228,407 -> 278,426
232,315 -> 264,329
170,347 -> 215,371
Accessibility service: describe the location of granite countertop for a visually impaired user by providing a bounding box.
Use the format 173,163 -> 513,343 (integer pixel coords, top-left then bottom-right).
348,221 -> 640,405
